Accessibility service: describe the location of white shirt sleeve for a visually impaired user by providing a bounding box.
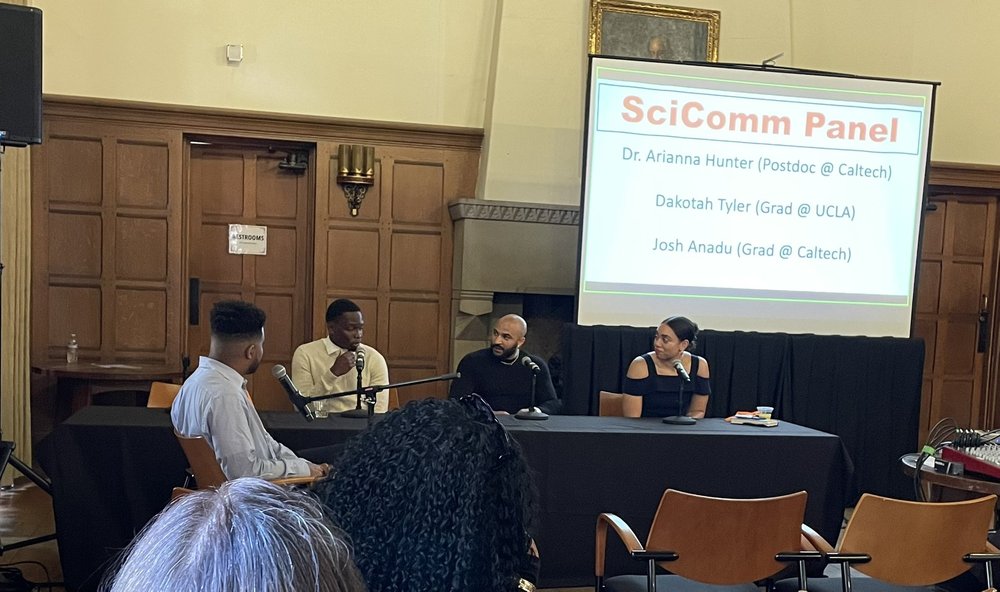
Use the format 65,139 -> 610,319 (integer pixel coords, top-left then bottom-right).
204,391 -> 310,479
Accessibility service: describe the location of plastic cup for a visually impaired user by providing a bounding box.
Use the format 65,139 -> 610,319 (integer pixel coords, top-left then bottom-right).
756,406 -> 774,420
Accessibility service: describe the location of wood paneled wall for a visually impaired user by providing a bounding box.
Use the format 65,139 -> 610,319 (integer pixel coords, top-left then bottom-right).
32,123 -> 183,365
924,163 -> 1000,437
31,97 -> 482,405
313,144 -> 474,401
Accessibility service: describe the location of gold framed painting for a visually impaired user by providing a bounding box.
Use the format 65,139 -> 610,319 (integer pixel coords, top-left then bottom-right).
589,0 -> 721,63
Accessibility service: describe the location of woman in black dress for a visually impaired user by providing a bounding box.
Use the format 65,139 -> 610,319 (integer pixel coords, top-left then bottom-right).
622,316 -> 711,418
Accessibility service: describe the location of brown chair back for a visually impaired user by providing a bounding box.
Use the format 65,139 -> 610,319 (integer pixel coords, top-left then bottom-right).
387,388 -> 400,411
598,391 -> 624,417
840,492 -> 996,585
174,430 -> 227,490
646,489 -> 807,584
147,381 -> 181,408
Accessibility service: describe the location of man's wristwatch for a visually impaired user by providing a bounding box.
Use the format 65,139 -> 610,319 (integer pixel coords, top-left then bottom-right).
516,578 -> 536,592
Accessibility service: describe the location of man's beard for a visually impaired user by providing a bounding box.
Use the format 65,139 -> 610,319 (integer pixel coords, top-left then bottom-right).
492,344 -> 517,360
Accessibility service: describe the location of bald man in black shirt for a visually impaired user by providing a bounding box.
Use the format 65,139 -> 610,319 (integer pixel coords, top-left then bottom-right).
449,314 -> 562,414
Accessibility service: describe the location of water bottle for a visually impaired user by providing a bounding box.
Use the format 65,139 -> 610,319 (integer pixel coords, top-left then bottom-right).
66,333 -> 79,364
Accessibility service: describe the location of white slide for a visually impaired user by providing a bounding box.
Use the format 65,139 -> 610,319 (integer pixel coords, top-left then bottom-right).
577,57 -> 937,337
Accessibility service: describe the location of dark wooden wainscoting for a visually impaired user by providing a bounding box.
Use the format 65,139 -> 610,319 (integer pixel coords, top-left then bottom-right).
919,163 -> 1000,441
31,97 -> 482,424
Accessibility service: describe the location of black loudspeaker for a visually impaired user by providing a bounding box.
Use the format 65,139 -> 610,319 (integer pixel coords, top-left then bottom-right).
0,4 -> 42,147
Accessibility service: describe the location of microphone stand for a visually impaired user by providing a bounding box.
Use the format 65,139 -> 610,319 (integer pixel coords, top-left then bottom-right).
662,374 -> 696,425
514,370 -> 548,421
301,372 -> 461,426
341,354 -> 367,419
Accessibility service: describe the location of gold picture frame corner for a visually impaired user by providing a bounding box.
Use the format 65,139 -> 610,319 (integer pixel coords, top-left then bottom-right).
589,0 -> 721,63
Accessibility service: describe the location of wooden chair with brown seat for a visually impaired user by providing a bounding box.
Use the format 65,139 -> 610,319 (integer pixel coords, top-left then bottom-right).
174,431 -> 319,493
147,381 -> 182,408
598,391 -> 625,417
596,489 -> 815,592
775,493 -> 1000,592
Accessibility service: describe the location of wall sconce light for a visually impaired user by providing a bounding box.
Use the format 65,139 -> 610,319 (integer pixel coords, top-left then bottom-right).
336,144 -> 375,217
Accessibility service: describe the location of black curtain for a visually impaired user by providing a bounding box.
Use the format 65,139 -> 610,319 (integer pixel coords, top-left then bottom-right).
560,324 -> 923,501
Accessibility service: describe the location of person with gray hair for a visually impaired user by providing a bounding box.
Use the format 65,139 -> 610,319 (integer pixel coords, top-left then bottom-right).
103,478 -> 367,592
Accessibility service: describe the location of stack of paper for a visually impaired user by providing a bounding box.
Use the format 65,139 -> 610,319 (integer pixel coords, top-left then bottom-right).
726,411 -> 778,427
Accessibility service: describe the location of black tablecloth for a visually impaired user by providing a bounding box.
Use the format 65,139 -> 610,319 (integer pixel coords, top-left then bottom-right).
561,324 -> 922,501
38,406 -> 853,590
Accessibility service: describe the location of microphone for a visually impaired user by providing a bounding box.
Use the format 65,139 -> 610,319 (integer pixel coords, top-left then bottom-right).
672,359 -> 691,382
271,365 -> 314,422
354,345 -> 365,372
521,355 -> 540,374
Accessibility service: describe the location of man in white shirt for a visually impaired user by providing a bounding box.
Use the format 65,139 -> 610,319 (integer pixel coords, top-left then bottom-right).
172,300 -> 328,479
291,298 -> 390,415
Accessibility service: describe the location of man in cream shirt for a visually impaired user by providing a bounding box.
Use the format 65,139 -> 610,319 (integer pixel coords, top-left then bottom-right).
291,299 -> 390,415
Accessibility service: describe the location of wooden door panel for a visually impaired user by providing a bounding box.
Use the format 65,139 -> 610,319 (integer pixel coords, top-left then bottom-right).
940,263 -> 982,312
187,142 -> 311,411
255,294 -> 297,358
916,261 -> 940,314
951,202 -> 990,256
116,217 -> 168,280
326,229 -> 380,290
916,194 -> 997,443
115,289 -> 167,351
921,204 -> 945,255
940,320 -> 978,374
390,233 -> 441,292
388,299 -> 439,363
255,227 -> 299,287
46,136 -> 102,204
392,162 -> 444,223
116,141 -> 169,208
49,212 -> 102,276
192,152 -> 245,216
256,157 -> 301,218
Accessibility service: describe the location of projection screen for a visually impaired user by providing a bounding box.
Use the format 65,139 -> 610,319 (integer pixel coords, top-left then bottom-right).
577,57 -> 937,337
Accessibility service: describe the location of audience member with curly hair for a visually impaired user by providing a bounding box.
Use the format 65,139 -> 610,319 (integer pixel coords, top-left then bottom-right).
103,478 -> 367,592
314,396 -> 540,592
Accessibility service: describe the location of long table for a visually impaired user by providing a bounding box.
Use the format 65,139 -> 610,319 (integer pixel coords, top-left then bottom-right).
38,406 -> 853,590
561,324 -> 923,501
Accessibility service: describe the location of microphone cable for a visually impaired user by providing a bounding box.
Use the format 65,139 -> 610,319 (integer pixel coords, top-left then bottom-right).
914,417 -> 958,502
950,427 -> 1000,447
911,419 -> 1000,501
